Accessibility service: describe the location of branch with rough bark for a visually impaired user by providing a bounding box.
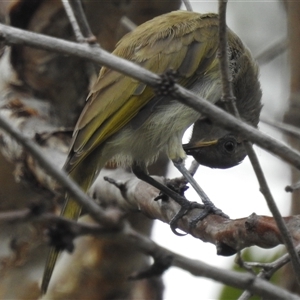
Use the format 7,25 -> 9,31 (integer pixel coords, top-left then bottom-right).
0,190 -> 300,300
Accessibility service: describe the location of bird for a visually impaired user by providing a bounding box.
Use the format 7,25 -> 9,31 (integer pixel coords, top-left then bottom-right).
41,10 -> 262,294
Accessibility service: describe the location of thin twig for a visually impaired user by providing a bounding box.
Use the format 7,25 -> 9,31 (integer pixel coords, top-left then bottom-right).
255,38 -> 287,66
0,208 -> 33,224
238,245 -> 300,300
1,24 -> 300,169
120,16 -> 137,32
61,0 -> 85,43
286,181 -> 300,193
262,117 -> 300,192
218,0 -> 300,284
68,0 -> 98,43
261,117 -> 300,139
182,0 -> 193,11
245,141 -> 300,282
62,0 -> 99,73
244,245 -> 300,275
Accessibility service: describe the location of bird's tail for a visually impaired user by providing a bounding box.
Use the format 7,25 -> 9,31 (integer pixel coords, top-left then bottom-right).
41,150 -> 104,295
41,195 -> 82,294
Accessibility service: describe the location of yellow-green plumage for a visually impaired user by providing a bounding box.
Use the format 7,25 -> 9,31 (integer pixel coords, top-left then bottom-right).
42,10 -> 260,294
66,11 -> 222,173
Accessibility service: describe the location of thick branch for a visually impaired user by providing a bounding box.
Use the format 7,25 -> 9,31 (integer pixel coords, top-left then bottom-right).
91,168 -> 300,254
0,203 -> 299,300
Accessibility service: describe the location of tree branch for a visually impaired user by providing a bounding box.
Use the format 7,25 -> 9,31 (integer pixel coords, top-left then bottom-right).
91,168 -> 300,253
125,226 -> 300,300
0,199 -> 299,299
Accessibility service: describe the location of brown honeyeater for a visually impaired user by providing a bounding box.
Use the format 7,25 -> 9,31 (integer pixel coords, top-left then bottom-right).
41,10 -> 262,294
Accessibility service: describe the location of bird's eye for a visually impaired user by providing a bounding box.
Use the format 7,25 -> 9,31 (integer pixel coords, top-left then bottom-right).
223,140 -> 236,153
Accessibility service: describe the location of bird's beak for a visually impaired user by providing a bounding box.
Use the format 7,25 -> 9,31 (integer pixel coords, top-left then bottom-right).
191,139 -> 218,148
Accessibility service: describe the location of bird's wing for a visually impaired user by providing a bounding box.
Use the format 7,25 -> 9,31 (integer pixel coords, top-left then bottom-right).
65,12 -> 220,174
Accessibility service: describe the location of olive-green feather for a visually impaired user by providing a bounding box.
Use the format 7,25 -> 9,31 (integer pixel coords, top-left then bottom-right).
42,11 -> 228,294
65,12 -> 220,174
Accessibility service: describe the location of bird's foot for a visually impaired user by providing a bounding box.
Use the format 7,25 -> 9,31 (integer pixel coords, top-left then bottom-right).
190,202 -> 229,228
169,200 -> 204,236
132,164 -> 203,236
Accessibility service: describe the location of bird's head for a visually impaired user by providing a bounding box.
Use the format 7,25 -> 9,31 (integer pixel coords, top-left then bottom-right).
184,33 -> 262,169
183,120 -> 247,169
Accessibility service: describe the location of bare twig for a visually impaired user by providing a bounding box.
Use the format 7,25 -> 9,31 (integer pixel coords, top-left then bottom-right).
0,207 -> 121,238
62,0 -> 85,43
261,117 -> 300,192
68,0 -> 97,43
62,0 -> 99,73
182,0 -> 193,11
1,24 -> 300,169
0,208 -> 33,224
245,142 -> 300,282
255,38 -> 287,66
286,182 -> 300,193
238,245 -> 300,300
244,245 -> 300,276
261,117 -> 300,139
120,16 -> 137,32
62,0 -> 97,44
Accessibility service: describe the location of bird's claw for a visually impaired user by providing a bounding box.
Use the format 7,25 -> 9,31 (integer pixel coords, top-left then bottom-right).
170,201 -> 204,236
190,203 -> 229,228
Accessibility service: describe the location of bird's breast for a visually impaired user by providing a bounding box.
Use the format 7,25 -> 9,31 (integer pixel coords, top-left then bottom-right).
102,100 -> 198,167
102,77 -> 222,167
